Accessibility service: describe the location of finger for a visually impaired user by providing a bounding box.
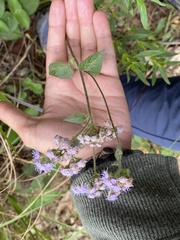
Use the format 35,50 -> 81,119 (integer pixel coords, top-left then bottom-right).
93,11 -> 118,77
0,102 -> 30,143
77,0 -> 97,60
65,0 -> 81,61
46,0 -> 67,76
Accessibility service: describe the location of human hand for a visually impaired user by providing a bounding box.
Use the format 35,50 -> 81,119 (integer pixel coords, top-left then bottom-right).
0,0 -> 131,160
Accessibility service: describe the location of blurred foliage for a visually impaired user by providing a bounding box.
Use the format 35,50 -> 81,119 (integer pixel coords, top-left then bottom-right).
132,135 -> 179,157
95,0 -> 179,85
0,0 -> 40,40
0,0 -> 179,86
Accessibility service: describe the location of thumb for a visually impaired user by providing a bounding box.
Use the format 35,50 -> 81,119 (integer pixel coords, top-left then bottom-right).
0,101 -> 31,143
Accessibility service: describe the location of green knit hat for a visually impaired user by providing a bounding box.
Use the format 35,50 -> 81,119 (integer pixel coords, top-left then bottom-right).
71,150 -> 180,240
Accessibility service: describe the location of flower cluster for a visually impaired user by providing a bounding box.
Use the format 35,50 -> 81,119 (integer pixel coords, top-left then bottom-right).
54,136 -> 78,162
32,150 -> 55,174
60,159 -> 87,177
77,121 -> 123,148
32,136 -> 79,174
33,122 -> 123,175
71,169 -> 133,202
32,122 -> 132,202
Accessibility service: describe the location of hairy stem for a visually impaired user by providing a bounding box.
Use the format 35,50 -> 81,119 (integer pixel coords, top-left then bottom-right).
66,39 -> 94,125
93,148 -> 97,174
87,72 -> 122,167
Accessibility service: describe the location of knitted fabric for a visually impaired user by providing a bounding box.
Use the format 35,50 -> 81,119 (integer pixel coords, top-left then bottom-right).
71,150 -> 180,240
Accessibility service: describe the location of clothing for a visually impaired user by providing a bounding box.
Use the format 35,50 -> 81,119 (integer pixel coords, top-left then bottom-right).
71,150 -> 180,240
121,75 -> 180,150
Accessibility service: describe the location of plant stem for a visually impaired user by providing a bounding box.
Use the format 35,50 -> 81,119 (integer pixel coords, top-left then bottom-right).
87,72 -> 122,167
66,39 -> 94,126
79,71 -> 94,126
93,148 -> 97,174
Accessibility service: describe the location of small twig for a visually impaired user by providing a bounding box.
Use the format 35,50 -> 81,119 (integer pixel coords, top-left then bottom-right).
7,95 -> 43,113
162,41 -> 180,45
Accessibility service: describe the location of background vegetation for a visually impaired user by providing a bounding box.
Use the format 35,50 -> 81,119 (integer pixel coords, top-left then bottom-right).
0,0 -> 179,239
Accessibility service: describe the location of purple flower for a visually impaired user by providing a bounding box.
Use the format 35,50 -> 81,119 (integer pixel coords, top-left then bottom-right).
106,194 -> 118,202
60,168 -> 74,177
87,190 -> 102,199
116,126 -> 123,134
60,159 -> 87,177
45,150 -> 58,162
34,161 -> 54,174
77,134 -> 103,148
54,136 -> 79,162
101,175 -> 118,190
32,150 -> 40,160
70,163 -> 81,175
71,184 -> 89,195
77,159 -> 87,168
71,180 -> 104,199
54,136 -> 70,149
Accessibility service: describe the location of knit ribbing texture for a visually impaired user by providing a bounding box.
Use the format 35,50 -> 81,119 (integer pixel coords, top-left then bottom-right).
71,150 -> 180,240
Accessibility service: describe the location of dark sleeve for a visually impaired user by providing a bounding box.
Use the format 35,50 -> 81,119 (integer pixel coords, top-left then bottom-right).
120,75 -> 180,151
71,150 -> 180,240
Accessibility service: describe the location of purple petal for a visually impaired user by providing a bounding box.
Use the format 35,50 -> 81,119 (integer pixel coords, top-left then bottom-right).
71,185 -> 89,195
35,161 -> 54,174
106,194 -> 118,202
60,168 -> 73,177
32,150 -> 40,161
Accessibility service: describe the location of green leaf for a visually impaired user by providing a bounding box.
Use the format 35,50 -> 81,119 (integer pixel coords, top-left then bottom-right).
7,0 -> 22,13
0,0 -> 5,18
122,33 -> 149,40
151,66 -> 157,86
2,11 -> 19,32
0,19 -> 9,32
158,66 -> 170,85
49,62 -> 74,79
24,107 -> 39,116
162,32 -> 172,41
165,61 -> 180,65
8,196 -> 36,239
100,0 -> 119,10
64,113 -> 87,124
131,65 -> 150,86
7,129 -> 20,145
80,51 -> 104,76
19,0 -> 39,15
150,0 -> 166,6
126,68 -> 131,82
0,29 -> 23,40
155,18 -> 165,34
124,0 -> 133,13
135,0 -> 148,29
0,127 -> 17,152
22,77 -> 43,94
135,50 -> 164,57
0,91 -> 11,102
27,189 -> 60,211
14,8 -> 30,29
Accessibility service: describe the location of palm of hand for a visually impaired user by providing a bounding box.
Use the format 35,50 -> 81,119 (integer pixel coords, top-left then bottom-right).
35,71 -> 131,154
